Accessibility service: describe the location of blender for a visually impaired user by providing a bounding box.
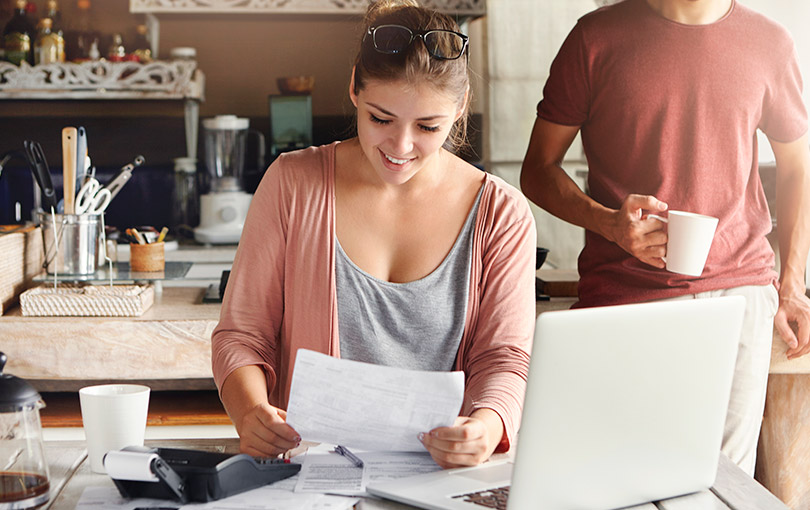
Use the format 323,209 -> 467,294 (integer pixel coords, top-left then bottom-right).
194,115 -> 264,244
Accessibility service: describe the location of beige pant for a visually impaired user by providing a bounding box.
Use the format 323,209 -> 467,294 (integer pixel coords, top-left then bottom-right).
661,284 -> 778,476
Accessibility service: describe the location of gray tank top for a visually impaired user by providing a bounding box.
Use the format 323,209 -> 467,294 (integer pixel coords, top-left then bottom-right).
336,186 -> 483,371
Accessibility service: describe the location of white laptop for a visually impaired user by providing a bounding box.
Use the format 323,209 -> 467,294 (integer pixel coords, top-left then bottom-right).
367,296 -> 746,510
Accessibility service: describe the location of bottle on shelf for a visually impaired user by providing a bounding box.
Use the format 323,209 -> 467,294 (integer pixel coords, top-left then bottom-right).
65,0 -> 97,61
132,24 -> 152,63
3,0 -> 36,66
34,18 -> 65,65
107,33 -> 125,62
45,0 -> 63,38
24,0 -> 37,27
87,38 -> 100,60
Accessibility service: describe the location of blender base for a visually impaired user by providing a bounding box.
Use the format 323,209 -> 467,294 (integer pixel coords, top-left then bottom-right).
194,192 -> 252,245
194,226 -> 243,245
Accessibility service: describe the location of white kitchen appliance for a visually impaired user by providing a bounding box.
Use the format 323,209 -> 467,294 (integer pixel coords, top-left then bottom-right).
194,115 -> 263,244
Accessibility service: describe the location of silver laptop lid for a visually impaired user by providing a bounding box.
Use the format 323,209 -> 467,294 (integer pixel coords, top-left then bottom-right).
509,296 -> 745,510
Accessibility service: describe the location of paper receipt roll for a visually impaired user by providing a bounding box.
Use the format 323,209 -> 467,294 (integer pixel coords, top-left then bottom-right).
103,451 -> 160,482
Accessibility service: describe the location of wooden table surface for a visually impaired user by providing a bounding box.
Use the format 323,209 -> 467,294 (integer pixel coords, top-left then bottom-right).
41,438 -> 787,510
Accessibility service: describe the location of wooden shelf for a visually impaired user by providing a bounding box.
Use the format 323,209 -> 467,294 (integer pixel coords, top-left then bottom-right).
0,60 -> 203,100
39,390 -> 231,428
129,0 -> 485,16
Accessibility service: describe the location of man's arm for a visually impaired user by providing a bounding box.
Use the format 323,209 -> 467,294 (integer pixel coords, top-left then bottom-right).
770,133 -> 810,358
520,117 -> 668,268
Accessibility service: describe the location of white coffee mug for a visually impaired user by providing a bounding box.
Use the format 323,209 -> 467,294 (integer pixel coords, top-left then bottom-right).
649,211 -> 718,277
79,384 -> 151,474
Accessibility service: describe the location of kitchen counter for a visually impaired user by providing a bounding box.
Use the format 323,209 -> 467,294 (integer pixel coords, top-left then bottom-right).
4,269 -> 808,385
0,286 -> 220,391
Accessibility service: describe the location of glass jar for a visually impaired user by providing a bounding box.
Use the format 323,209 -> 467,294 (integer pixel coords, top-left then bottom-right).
173,157 -> 199,228
0,352 -> 50,510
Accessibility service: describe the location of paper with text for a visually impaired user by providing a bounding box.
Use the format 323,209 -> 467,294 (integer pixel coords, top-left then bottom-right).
294,448 -> 442,496
286,349 -> 465,451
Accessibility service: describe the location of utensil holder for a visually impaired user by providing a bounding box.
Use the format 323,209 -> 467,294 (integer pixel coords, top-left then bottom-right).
38,212 -> 101,275
130,242 -> 165,272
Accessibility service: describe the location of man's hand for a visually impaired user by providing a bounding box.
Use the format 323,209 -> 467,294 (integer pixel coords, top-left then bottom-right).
419,409 -> 503,469
605,194 -> 669,268
237,402 -> 301,457
775,286 -> 810,359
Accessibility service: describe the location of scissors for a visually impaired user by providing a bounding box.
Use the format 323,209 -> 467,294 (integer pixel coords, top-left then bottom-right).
75,177 -> 112,214
22,140 -> 57,211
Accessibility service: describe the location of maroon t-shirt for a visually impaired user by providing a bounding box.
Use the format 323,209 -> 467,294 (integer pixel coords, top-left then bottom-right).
538,0 -> 808,307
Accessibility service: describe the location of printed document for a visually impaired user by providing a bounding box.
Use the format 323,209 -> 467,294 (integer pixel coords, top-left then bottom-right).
294,447 -> 441,496
286,349 -> 465,451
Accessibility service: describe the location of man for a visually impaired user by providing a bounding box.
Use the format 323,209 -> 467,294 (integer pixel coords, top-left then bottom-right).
521,0 -> 810,476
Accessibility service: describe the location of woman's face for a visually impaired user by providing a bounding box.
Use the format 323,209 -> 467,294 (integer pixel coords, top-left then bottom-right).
350,77 -> 464,186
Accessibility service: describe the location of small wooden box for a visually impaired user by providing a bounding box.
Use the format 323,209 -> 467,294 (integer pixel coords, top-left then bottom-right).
0,225 -> 44,315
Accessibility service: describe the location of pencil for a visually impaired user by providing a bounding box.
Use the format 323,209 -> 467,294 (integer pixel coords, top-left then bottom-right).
131,228 -> 147,245
157,226 -> 169,243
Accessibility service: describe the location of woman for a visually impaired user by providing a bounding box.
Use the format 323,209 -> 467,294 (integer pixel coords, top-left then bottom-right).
212,0 -> 536,469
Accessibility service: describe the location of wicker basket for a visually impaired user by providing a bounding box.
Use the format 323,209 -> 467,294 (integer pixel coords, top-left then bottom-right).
20,283 -> 155,317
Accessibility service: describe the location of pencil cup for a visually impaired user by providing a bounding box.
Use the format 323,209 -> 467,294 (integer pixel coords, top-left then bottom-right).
129,242 -> 165,272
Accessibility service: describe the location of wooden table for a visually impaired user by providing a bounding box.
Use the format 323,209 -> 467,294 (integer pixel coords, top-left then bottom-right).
41,438 -> 787,510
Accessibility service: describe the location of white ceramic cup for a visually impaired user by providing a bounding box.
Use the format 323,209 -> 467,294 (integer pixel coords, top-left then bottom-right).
649,210 -> 719,277
79,384 -> 151,474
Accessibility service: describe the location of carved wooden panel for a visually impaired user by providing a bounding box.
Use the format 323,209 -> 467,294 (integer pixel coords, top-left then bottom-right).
0,60 -> 203,100
129,0 -> 485,16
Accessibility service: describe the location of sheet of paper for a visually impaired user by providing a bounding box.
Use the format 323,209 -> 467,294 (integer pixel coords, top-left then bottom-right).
294,447 -> 441,496
74,485 -> 358,510
74,486 -> 181,510
286,349 -> 464,451
294,452 -> 364,495
179,486 -> 356,510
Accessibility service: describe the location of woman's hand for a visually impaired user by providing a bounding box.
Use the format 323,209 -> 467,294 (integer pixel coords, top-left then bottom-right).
237,402 -> 301,457
419,408 -> 504,469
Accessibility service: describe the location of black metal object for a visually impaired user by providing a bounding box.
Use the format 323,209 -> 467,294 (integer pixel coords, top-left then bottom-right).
110,447 -> 301,503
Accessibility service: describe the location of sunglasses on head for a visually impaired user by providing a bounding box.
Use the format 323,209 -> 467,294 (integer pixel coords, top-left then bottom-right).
364,24 -> 469,61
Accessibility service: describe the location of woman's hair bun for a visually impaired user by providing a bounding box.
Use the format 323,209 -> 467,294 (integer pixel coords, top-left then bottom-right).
364,0 -> 421,26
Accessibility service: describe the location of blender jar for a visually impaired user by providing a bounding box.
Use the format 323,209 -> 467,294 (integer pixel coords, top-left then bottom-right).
202,115 -> 249,193
0,353 -> 50,510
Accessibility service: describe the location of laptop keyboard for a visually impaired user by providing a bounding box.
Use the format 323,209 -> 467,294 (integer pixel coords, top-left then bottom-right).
452,486 -> 510,509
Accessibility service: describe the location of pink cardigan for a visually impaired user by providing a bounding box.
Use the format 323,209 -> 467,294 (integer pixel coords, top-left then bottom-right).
211,142 -> 537,452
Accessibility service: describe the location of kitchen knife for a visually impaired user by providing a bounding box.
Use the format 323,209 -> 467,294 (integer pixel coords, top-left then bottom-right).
62,127 -> 77,214
23,140 -> 57,212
